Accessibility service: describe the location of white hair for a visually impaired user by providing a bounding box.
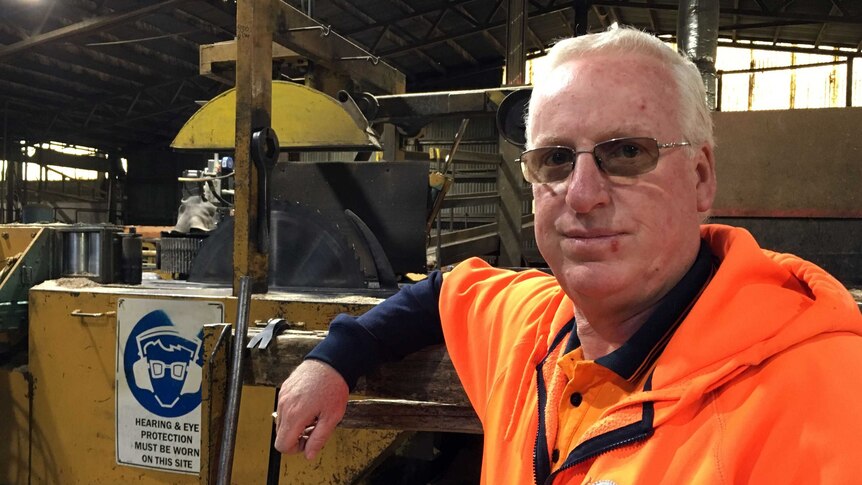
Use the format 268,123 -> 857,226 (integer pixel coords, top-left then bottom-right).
525,25 -> 714,152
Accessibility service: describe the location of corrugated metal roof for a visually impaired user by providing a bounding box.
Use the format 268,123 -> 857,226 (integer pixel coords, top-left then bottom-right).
0,0 -> 860,151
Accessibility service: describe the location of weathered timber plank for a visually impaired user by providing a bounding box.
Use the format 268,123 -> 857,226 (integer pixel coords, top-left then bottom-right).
342,399 -> 481,434
243,329 -> 471,406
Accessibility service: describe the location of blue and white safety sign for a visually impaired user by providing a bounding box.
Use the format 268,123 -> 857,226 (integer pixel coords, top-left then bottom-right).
115,298 -> 223,474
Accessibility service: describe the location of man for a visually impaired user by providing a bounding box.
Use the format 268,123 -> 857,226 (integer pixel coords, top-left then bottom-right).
275,25 -> 862,483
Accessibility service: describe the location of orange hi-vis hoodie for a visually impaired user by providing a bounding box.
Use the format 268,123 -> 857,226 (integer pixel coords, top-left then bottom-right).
439,224 -> 862,484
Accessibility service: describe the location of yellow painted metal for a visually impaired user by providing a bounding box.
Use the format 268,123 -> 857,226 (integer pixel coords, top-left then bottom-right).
200,324 -> 229,483
171,81 -> 378,151
13,282 -> 398,484
0,367 -> 30,484
0,226 -> 42,260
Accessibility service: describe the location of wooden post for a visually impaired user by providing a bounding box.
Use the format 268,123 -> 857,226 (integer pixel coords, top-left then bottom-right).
233,0 -> 274,294
505,0 -> 526,85
497,0 -> 527,266
496,139 -> 523,267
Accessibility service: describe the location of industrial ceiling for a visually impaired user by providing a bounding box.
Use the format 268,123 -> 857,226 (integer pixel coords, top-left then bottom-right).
0,0 -> 860,153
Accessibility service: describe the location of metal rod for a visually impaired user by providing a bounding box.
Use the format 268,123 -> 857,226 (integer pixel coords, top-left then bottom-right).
2,101 -> 6,222
216,275 -> 252,485
4,102 -> 12,223
847,57 -> 854,107
436,154 -> 442,269
719,59 -> 847,75
716,71 -> 723,111
442,118 -> 470,175
338,55 -> 379,64
265,389 -> 282,485
286,25 -> 331,35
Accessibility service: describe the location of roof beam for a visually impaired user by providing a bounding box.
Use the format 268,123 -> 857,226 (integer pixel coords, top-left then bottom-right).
591,1 -> 862,25
718,20 -> 819,31
344,0 -> 477,37
383,3 -> 571,56
752,0 -> 772,14
831,0 -> 849,16
556,10 -> 574,34
815,4 -> 841,48
718,39 -> 862,57
732,0 -> 740,42
448,4 -> 494,62
31,2 -> 57,37
485,0 -> 505,24
592,5 -> 609,29
0,0 -> 190,63
643,1 -> 658,31
380,0 -> 478,66
272,0 -> 406,93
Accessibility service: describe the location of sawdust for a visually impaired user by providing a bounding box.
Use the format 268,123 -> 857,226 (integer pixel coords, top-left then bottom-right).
54,277 -> 99,288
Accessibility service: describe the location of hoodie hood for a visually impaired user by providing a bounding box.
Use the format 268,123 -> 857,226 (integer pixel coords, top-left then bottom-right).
638,224 -> 862,423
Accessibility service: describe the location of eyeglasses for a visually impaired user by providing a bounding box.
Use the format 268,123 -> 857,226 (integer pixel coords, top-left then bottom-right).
149,360 -> 188,380
519,137 -> 691,184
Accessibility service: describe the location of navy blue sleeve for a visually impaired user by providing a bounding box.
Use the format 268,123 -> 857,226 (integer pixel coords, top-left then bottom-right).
305,270 -> 444,389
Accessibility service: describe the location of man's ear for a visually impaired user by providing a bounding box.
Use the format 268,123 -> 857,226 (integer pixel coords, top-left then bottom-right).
695,144 -> 717,213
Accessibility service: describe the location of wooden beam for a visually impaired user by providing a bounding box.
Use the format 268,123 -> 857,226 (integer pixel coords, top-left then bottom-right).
31,147 -> 110,171
244,329 -> 470,404
272,0 -> 406,94
505,0 -> 527,85
342,399 -> 481,434
496,137 -> 525,266
0,0 -> 190,62
242,328 -> 482,432
233,0 -> 274,294
200,39 -> 300,85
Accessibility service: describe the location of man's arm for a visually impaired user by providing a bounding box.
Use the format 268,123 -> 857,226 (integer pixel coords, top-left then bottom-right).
274,271 -> 444,459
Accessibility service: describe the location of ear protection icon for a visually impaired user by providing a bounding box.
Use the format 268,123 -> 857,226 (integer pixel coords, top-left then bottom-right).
132,326 -> 202,399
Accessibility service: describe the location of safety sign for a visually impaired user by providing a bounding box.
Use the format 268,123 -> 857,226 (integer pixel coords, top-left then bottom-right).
115,298 -> 223,474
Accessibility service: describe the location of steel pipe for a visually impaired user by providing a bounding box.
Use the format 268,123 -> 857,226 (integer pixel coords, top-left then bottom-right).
216,275 -> 252,485
676,0 -> 720,109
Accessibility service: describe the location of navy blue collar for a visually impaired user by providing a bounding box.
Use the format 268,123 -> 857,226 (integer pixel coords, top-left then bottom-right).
563,240 -> 716,382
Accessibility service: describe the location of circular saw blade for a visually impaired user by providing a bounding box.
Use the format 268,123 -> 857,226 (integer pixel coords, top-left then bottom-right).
269,201 -> 364,288
187,201 -> 365,288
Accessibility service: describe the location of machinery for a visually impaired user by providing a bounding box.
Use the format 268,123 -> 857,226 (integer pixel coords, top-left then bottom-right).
2,3 -> 861,484
0,71 -> 490,484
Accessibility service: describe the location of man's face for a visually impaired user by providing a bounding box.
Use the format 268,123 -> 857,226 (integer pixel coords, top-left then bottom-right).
529,54 -> 715,314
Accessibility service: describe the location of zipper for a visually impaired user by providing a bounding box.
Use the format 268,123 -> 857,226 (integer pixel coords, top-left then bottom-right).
533,357 -> 550,485
532,321 -> 575,485
542,429 -> 653,485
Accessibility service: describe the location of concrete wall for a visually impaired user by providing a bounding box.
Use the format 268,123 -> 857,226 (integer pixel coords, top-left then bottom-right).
713,107 -> 862,217
712,107 -> 862,284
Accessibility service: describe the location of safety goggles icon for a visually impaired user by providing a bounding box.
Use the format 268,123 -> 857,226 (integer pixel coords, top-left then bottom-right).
149,360 -> 188,380
519,137 -> 690,183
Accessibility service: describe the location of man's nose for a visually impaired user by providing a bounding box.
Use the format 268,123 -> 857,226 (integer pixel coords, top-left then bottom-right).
564,152 -> 610,213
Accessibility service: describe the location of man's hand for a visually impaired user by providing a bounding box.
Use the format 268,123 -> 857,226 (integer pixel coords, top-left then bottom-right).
274,359 -> 349,460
